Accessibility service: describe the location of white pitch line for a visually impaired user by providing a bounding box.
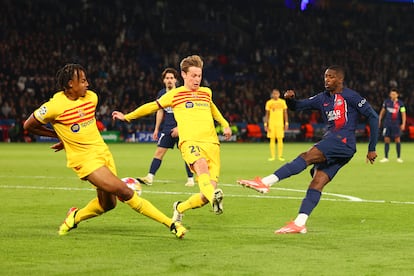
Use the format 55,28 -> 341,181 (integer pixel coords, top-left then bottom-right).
1,183 -> 413,205
0,175 -> 78,179
221,184 -> 364,202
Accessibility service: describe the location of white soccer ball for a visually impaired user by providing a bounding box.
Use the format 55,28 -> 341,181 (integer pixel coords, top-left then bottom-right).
121,177 -> 142,196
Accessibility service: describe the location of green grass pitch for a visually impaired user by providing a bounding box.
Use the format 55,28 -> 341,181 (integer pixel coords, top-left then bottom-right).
1,142 -> 414,275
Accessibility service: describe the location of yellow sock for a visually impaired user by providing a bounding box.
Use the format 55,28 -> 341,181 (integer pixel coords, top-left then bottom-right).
75,197 -> 105,224
125,193 -> 171,227
177,193 -> 207,213
198,173 -> 214,204
277,138 -> 283,157
269,138 -> 276,159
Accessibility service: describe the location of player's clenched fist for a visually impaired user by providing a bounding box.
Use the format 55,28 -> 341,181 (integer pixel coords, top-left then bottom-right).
284,90 -> 295,99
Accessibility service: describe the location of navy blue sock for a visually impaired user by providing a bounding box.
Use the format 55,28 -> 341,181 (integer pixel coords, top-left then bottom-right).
384,143 -> 389,158
149,158 -> 162,175
185,163 -> 193,177
299,188 -> 321,215
396,142 -> 401,158
274,156 -> 307,181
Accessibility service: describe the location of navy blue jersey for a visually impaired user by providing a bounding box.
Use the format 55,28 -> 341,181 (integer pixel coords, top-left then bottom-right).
157,88 -> 177,132
382,98 -> 405,127
288,87 -> 379,151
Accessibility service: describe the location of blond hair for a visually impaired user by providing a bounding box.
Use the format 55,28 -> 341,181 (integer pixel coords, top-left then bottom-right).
180,55 -> 203,73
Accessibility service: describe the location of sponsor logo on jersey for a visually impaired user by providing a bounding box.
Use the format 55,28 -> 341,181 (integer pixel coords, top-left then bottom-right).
195,102 -> 209,107
71,123 -> 80,133
185,102 -> 194,108
358,98 -> 366,107
326,109 -> 342,121
386,107 -> 397,113
164,106 -> 173,113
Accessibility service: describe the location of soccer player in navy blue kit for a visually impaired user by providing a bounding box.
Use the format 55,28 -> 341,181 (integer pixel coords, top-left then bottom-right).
137,68 -> 195,186
378,88 -> 406,163
238,65 -> 379,234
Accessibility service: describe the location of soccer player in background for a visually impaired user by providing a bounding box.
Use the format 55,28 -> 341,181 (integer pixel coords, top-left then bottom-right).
264,89 -> 289,161
136,68 -> 195,187
112,55 -> 232,225
238,65 -> 378,234
23,63 -> 186,238
378,88 -> 406,163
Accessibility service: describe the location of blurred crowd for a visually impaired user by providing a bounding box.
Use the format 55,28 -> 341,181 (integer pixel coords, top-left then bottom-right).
1,0 -> 413,141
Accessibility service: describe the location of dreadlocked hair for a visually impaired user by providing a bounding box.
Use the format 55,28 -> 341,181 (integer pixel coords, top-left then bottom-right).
56,64 -> 85,91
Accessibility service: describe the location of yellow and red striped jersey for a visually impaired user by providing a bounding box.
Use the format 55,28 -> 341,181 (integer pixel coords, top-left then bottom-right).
125,85 -> 229,145
33,90 -> 107,167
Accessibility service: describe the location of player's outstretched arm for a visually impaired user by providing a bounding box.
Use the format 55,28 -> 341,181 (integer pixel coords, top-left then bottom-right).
113,101 -> 161,123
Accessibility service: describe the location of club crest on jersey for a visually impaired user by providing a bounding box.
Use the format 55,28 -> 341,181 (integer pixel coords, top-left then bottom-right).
185,101 -> 194,108
71,123 -> 80,133
335,99 -> 343,106
77,109 -> 86,117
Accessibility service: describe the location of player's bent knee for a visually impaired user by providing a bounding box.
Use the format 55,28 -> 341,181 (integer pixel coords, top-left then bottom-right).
117,187 -> 135,203
103,201 -> 117,212
98,195 -> 117,212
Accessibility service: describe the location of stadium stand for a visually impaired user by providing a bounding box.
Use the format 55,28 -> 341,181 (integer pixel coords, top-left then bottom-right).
0,0 -> 413,141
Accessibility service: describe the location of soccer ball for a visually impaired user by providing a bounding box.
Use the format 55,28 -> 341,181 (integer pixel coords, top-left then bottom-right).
121,177 -> 142,196
117,177 -> 143,202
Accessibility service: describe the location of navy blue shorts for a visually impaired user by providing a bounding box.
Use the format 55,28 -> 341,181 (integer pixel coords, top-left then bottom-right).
382,125 -> 401,139
312,137 -> 356,180
157,132 -> 178,149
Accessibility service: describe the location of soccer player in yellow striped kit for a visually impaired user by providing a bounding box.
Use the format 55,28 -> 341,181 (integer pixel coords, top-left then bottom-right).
112,55 -> 232,226
24,64 -> 186,238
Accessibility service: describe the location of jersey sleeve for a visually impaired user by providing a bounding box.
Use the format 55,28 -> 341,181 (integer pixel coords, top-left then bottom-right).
123,89 -> 175,122
156,89 -> 174,109
400,100 -> 406,113
349,92 -> 379,152
124,101 -> 160,122
211,102 -> 229,128
33,100 -> 59,124
290,93 -> 323,111
90,91 -> 98,106
265,100 -> 271,111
